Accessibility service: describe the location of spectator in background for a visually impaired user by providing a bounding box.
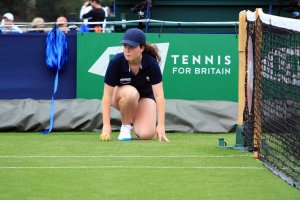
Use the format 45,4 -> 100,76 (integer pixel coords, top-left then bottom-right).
56,16 -> 68,34
104,0 -> 115,17
79,1 -> 92,32
0,13 -> 23,34
80,1 -> 92,24
31,17 -> 45,33
82,0 -> 105,32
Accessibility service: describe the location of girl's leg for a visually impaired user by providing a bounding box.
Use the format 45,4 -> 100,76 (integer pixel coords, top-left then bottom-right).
133,98 -> 157,140
111,85 -> 140,125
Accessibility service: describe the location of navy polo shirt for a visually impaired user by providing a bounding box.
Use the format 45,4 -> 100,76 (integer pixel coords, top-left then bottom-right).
104,53 -> 162,98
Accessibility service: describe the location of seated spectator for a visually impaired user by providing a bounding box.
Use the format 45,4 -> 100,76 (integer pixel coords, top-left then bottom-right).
30,17 -> 45,33
0,13 -> 23,34
56,16 -> 68,34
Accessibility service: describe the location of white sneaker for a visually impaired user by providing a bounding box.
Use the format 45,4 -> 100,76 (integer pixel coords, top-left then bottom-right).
118,125 -> 132,141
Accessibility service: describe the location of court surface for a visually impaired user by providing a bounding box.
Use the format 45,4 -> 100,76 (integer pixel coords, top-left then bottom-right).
0,132 -> 299,200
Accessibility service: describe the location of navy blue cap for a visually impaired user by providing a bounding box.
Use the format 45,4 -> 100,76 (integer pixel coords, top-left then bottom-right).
120,28 -> 146,48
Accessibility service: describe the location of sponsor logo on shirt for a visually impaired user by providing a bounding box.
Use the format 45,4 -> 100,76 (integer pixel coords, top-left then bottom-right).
120,78 -> 131,84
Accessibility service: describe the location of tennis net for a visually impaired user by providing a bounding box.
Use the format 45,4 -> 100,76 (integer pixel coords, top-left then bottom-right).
242,9 -> 300,189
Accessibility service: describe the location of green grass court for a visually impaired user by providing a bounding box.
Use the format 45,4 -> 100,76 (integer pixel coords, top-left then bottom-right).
0,132 -> 299,200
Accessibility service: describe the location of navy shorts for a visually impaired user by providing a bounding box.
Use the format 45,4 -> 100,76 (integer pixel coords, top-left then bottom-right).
140,94 -> 155,102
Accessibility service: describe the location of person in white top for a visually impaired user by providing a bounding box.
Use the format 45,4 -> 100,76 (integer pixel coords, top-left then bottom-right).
0,13 -> 23,34
80,1 -> 93,24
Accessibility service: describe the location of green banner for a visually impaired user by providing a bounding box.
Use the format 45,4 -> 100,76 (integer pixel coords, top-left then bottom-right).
77,33 -> 238,101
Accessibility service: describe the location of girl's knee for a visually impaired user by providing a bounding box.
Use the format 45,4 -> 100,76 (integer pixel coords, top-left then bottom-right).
139,134 -> 153,140
133,127 -> 155,140
118,86 -> 139,102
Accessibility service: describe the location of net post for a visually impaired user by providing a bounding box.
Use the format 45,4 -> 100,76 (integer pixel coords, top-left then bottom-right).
237,10 -> 247,127
253,8 -> 263,159
235,10 -> 247,147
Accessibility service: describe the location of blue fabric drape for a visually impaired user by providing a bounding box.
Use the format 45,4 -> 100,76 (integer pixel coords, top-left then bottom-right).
41,26 -> 68,134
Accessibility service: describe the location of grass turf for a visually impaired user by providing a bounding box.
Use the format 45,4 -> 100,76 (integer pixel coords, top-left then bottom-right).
0,132 -> 299,200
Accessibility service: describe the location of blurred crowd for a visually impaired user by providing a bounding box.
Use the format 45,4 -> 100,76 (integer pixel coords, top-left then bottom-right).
0,0 -> 114,34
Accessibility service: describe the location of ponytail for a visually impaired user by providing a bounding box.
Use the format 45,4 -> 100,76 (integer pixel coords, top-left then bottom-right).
143,43 -> 161,63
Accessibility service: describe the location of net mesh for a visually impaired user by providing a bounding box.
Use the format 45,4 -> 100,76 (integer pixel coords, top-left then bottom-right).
243,11 -> 300,189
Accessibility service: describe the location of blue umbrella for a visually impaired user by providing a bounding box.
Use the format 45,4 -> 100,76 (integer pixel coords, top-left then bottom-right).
41,25 -> 68,134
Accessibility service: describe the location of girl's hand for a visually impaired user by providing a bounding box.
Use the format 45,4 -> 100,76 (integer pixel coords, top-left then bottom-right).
100,124 -> 111,141
156,125 -> 170,142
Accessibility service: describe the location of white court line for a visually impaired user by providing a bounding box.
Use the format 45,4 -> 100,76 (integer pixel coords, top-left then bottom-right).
0,166 -> 265,169
0,155 -> 251,158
